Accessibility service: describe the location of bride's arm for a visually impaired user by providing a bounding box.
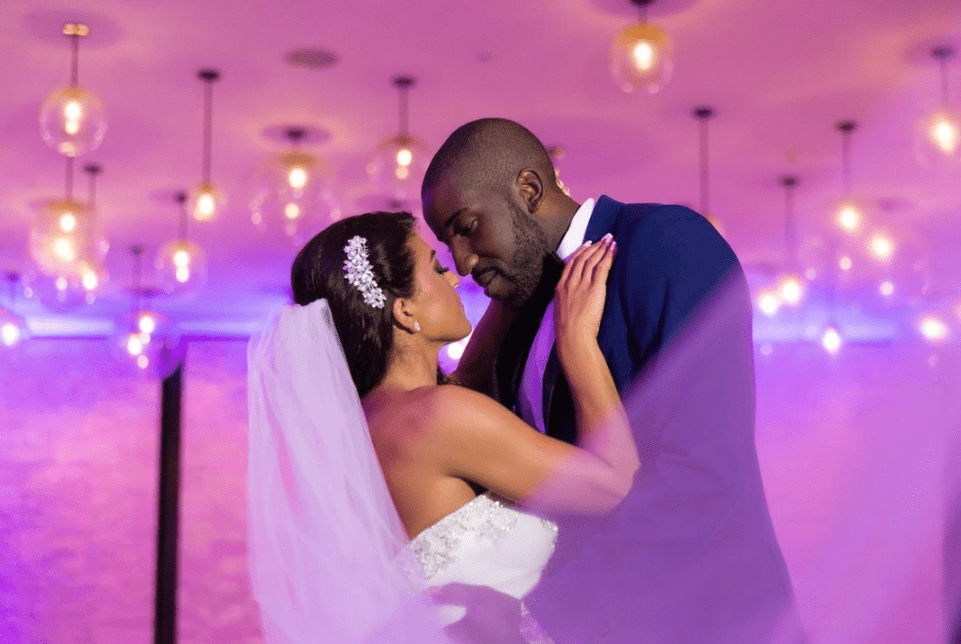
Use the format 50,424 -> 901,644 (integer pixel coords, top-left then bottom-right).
422,237 -> 639,514
451,298 -> 517,395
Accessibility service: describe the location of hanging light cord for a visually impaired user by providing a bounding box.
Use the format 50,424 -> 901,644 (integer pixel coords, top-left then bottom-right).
85,164 -> 101,209
65,156 -> 75,202
176,192 -> 189,241
69,33 -> 80,87
131,245 -> 144,315
202,79 -> 213,183
4,272 -> 18,310
693,107 -> 714,216
393,76 -> 416,137
631,0 -> 653,23
197,70 -> 221,184
837,120 -> 856,195
781,176 -> 799,273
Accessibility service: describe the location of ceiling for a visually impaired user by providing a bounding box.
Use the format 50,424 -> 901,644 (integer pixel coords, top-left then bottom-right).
1,0 -> 960,341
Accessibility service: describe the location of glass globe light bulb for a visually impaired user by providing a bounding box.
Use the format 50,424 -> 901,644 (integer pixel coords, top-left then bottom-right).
0,307 -> 28,348
867,234 -> 895,262
155,239 -> 208,295
777,274 -> 804,306
918,315 -> 949,342
821,326 -> 842,354
833,196 -> 868,233
756,289 -> 780,317
610,22 -> 674,94
30,199 -> 98,277
367,134 -> 430,203
188,182 -> 225,222
915,108 -> 961,165
250,150 -> 339,238
39,86 -> 107,157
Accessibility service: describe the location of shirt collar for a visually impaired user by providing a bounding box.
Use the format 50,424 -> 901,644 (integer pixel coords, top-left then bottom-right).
556,198 -> 596,260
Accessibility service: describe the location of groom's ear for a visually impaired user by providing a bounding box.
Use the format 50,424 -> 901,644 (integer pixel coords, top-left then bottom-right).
515,169 -> 545,214
392,296 -> 418,334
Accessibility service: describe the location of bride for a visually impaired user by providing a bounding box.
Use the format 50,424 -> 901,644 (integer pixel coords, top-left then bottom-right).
247,211 -> 638,643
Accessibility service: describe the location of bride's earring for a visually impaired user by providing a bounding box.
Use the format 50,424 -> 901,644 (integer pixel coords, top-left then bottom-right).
413,321 -> 421,332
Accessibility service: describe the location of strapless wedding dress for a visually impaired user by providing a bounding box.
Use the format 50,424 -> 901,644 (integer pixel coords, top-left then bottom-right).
401,492 -> 559,643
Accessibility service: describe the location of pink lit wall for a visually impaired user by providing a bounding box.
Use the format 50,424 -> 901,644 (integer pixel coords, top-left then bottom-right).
0,338 -> 956,643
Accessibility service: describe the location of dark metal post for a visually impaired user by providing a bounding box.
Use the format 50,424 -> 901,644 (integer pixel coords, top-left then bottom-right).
155,361 -> 184,644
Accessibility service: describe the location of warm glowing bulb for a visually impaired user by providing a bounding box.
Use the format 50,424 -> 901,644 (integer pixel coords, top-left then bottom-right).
126,334 -> 144,356
396,148 -> 413,167
821,327 -> 842,354
1,323 -> 20,347
173,250 -> 191,267
283,202 -> 301,220
54,237 -> 76,262
55,276 -> 68,291
196,192 -> 215,219
879,281 -> 895,297
59,213 -> 77,232
395,165 -> 410,180
175,266 -> 191,283
839,256 -> 853,271
930,114 -> 960,154
919,316 -> 949,342
138,314 -> 156,335
82,271 -> 98,291
137,354 -> 149,370
631,41 -> 657,71
757,290 -> 780,317
837,204 -> 861,232
287,166 -> 308,190
868,235 -> 894,261
777,275 -> 803,306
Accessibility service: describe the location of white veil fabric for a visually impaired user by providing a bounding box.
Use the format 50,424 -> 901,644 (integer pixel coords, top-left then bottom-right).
246,299 -> 448,644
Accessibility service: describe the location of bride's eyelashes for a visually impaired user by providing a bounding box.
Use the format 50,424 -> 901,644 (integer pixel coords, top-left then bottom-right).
433,260 -> 451,275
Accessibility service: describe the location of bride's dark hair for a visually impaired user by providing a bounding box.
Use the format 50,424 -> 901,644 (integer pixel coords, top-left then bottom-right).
291,211 -> 418,397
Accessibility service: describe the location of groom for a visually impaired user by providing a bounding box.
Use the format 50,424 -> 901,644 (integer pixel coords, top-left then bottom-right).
422,118 -> 806,643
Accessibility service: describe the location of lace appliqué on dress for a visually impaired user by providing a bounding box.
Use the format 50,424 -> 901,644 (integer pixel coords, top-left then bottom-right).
409,494 -> 518,579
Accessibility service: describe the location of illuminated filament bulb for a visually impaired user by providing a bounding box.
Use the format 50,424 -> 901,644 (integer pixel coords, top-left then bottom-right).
138,313 -> 157,335
838,256 -> 853,271
821,326 -> 842,354
287,166 -> 308,190
919,316 -> 949,342
396,147 -> 413,167
284,202 -> 301,220
54,237 -> 76,262
756,290 -> 780,317
82,270 -> 98,291
59,213 -> 77,233
929,113 -> 960,154
777,275 -> 804,306
868,235 -> 894,261
63,100 -> 82,135
837,203 -> 861,232
126,333 -> 145,356
1,323 -> 21,347
879,281 -> 895,297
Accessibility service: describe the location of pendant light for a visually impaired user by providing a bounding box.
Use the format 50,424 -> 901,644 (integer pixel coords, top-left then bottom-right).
250,126 -> 339,238
611,0 -> 674,94
77,162 -> 109,299
0,272 -> 29,348
39,23 -> 107,157
115,246 -> 175,372
30,156 -> 96,279
156,192 -> 208,295
832,120 -> 867,234
775,175 -> 804,306
916,46 -> 961,164
188,69 -> 225,221
367,75 -> 430,204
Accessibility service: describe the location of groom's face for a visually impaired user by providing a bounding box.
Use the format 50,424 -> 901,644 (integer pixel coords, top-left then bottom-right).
424,178 -> 550,309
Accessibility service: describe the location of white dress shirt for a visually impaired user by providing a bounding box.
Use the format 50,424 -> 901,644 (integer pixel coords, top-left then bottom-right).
517,198 -> 596,432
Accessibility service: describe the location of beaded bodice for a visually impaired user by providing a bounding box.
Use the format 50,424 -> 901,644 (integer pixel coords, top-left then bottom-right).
401,493 -> 559,643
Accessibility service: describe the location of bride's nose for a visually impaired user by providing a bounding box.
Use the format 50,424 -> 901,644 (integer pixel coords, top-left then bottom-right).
446,270 -> 460,288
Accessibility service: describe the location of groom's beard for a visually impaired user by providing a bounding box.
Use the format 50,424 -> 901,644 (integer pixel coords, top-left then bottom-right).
501,201 -> 552,311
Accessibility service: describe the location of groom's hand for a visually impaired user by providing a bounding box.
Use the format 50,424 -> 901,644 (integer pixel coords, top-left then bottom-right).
430,583 -> 527,644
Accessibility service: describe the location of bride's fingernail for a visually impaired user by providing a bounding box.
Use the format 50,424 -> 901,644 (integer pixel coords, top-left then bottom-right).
582,240 -> 592,247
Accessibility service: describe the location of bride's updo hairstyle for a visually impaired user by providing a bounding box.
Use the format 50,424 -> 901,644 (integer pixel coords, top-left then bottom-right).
291,211 -> 418,397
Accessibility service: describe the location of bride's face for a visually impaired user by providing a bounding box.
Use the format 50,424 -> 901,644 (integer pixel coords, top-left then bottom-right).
407,231 -> 472,343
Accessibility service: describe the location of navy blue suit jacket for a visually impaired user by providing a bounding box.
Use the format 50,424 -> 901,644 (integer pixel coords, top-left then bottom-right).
498,197 -> 804,643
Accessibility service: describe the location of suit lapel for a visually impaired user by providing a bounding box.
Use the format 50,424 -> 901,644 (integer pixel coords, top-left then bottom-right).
541,196 -> 624,442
